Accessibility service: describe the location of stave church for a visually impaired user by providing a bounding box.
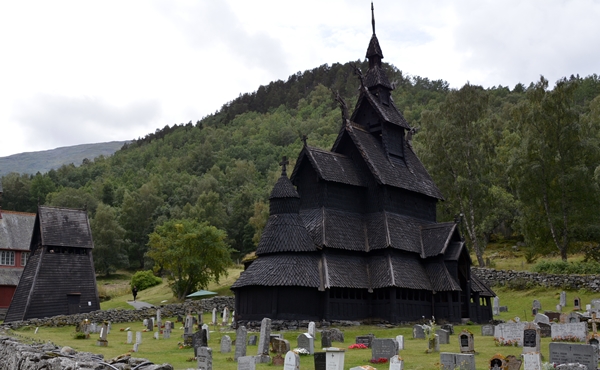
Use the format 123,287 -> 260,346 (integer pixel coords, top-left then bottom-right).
231,5 -> 494,324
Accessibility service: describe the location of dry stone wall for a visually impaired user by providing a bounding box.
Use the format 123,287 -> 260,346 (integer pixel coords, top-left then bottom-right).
0,296 -> 234,330
472,267 -> 600,292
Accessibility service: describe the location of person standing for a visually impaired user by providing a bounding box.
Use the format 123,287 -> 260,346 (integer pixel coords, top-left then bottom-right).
132,285 -> 138,301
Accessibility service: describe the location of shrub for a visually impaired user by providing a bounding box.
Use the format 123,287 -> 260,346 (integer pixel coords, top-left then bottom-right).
131,270 -> 162,291
532,260 -> 600,275
506,277 -> 536,290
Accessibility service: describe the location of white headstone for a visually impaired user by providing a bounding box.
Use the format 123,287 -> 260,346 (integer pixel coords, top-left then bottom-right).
308,322 -> 316,338
560,291 -> 567,307
389,355 -> 404,370
223,307 -> 229,325
202,323 -> 210,340
325,347 -> 345,370
237,356 -> 256,370
133,343 -> 139,352
522,352 -> 542,370
395,335 -> 404,350
283,351 -> 300,370
153,331 -> 159,340
197,346 -> 212,370
297,333 -> 314,355
127,331 -> 133,344
212,308 -> 217,324
136,331 -> 142,344
551,322 -> 588,342
493,296 -> 500,315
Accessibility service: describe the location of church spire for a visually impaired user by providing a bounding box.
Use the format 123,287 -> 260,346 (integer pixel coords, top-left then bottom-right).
371,2 -> 375,35
364,3 -> 392,91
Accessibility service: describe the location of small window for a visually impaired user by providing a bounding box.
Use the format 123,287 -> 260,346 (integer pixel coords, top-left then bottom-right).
1,250 -> 15,266
21,252 -> 28,266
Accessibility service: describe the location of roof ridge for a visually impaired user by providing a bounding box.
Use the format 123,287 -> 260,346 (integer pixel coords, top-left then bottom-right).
0,210 -> 36,216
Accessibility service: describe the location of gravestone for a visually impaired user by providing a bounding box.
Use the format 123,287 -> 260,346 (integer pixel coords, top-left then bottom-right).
533,300 -> 542,311
458,330 -> 474,353
552,322 -> 588,342
505,355 -> 522,370
489,354 -> 505,370
522,323 -> 541,354
592,299 -> 600,311
256,318 -> 272,363
437,329 -> 450,344
202,323 -> 210,340
97,322 -> 108,347
222,307 -> 229,325
271,338 -> 291,355
272,354 -> 285,366
234,326 -> 247,360
413,325 -> 425,339
136,331 -> 142,344
440,352 -> 476,370
481,324 -> 494,336
549,342 -> 598,370
283,351 -> 300,370
322,330 -> 332,348
90,323 -> 97,333
441,324 -> 454,335
143,319 -> 148,327
308,322 -> 316,338
127,331 -> 133,344
568,312 -> 582,323
146,319 -> 153,331
322,328 -> 344,343
494,322 -> 526,346
184,315 -> 194,343
532,307 -> 538,316
389,355 -> 403,370
522,352 -> 542,370
297,333 -> 314,354
314,352 -> 326,370
325,347 -> 345,370
499,306 -> 509,312
561,291 -> 567,307
538,322 -> 551,338
197,347 -> 212,370
534,313 -> 550,325
192,330 -> 207,349
493,296 -> 500,316
395,335 -> 404,350
198,310 -> 203,325
237,356 -> 256,370
133,343 -> 139,352
355,334 -> 374,348
212,308 -> 217,324
153,331 -> 159,340
557,304 -> 563,312
547,311 -> 562,322
574,297 -> 581,311
163,326 -> 171,339
248,335 -> 257,346
427,334 -> 440,353
371,338 -> 398,360
221,335 -> 232,353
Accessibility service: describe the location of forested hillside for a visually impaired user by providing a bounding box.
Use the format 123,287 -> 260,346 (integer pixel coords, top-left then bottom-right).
2,60 -> 600,277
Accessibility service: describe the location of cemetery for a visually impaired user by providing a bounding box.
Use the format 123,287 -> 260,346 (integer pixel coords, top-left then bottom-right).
2,287 -> 600,369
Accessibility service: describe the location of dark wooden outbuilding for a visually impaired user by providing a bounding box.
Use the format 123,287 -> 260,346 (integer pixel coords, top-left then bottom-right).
231,7 -> 494,324
4,206 -> 100,322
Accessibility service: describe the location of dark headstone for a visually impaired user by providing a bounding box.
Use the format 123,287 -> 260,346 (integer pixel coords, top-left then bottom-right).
321,331 -> 332,348
314,352 -> 326,370
549,343 -> 598,370
546,311 -> 562,322
440,324 -> 454,335
538,322 -> 552,338
355,334 -> 375,348
248,335 -> 257,346
371,338 -> 398,360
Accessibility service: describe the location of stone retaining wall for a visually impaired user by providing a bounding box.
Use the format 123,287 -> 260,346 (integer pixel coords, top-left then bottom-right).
0,296 -> 235,330
472,267 -> 600,292
0,335 -> 172,370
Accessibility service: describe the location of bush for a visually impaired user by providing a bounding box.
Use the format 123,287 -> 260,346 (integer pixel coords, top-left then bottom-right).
532,260 -> 600,275
131,270 -> 162,291
506,277 -> 537,290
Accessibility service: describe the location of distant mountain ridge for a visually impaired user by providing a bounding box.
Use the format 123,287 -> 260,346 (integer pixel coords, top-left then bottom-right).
0,141 -> 128,175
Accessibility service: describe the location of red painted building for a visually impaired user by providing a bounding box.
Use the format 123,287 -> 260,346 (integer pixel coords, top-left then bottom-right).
0,182 -> 36,318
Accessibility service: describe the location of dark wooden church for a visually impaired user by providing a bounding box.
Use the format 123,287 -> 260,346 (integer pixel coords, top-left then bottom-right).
4,206 -> 100,322
231,8 -> 494,324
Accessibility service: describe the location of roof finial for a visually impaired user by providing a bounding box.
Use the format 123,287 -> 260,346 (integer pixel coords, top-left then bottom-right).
301,135 -> 308,147
279,156 -> 289,176
371,2 -> 375,35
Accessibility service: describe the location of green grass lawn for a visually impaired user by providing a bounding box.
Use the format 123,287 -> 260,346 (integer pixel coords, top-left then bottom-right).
11,285 -> 600,370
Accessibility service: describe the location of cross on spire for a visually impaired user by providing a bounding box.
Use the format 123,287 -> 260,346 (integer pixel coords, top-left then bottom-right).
279,156 -> 289,176
371,2 -> 375,35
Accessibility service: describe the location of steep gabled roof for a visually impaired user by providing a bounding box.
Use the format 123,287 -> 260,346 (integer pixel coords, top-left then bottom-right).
324,253 -> 370,289
351,90 -> 410,130
231,253 -> 321,289
300,208 -> 365,251
38,206 -> 94,249
421,222 -> 457,258
425,260 -> 462,292
471,273 -> 496,297
270,175 -> 299,199
0,210 -> 35,251
256,213 -> 317,255
291,146 -> 367,187
345,125 -> 443,199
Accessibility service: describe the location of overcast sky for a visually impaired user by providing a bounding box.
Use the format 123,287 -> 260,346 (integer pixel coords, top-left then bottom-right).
1,0 -> 599,158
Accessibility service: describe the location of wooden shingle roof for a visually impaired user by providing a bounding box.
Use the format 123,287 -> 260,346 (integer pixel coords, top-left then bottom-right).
0,268 -> 22,286
270,175 -> 299,199
471,273 -> 496,297
425,260 -> 462,292
232,253 -> 322,289
421,222 -> 457,258
0,210 -> 35,251
345,125 -> 443,199
39,206 -> 94,249
256,213 -> 317,255
351,90 -> 411,130
291,146 -> 367,187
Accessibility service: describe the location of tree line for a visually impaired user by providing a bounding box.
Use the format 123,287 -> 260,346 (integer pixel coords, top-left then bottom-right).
2,61 -> 600,299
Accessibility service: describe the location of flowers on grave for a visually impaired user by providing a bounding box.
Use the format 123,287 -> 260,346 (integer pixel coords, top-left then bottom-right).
423,317 -> 439,353
493,337 -> 519,346
293,348 -> 310,356
551,335 -> 582,342
369,357 -> 388,364
541,363 -> 556,370
348,343 -> 368,349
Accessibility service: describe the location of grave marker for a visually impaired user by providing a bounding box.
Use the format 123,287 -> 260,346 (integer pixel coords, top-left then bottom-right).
561,291 -> 567,307
395,335 -> 404,350
283,351 -> 300,370
221,335 -> 232,353
235,326 -> 247,360
222,307 -> 229,325
552,322 -> 588,342
202,323 -> 210,340
505,355 -> 522,370
481,324 -> 494,336
248,335 -> 257,346
413,325 -> 425,339
97,322 -> 108,347
212,308 -> 217,324
437,329 -> 450,344
314,352 -> 326,370
325,347 -> 345,370
197,347 -> 212,370
493,296 -> 500,316
522,352 -> 542,370
237,356 -> 256,370
441,324 -> 454,335
127,331 -> 133,344
297,333 -> 314,354
322,330 -> 332,348
574,297 -> 581,311
549,342 -> 598,370
458,330 -> 474,353
371,338 -> 398,360
389,355 -> 403,370
533,299 -> 542,311
256,318 -> 272,363
488,353 -> 505,370
522,322 -> 541,354
440,352 -> 476,370
355,334 -> 374,348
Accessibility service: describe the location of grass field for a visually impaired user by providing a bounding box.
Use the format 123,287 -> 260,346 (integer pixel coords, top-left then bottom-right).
10,284 -> 600,370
